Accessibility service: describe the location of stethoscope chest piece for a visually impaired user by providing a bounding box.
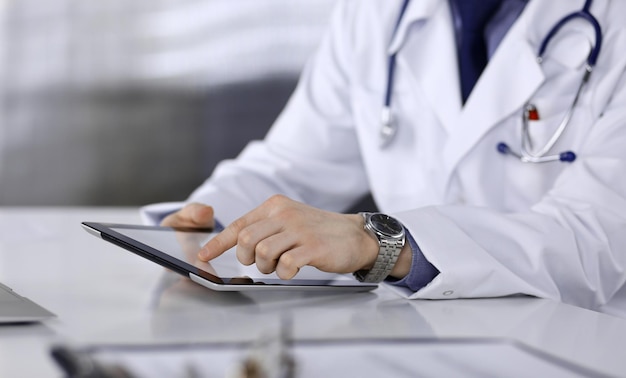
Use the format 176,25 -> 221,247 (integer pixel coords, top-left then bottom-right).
379,107 -> 397,148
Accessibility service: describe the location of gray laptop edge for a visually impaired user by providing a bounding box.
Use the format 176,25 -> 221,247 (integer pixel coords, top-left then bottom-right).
0,281 -> 55,324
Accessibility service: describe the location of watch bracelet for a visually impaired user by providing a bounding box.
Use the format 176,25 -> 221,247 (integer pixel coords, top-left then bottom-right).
355,213 -> 405,283
356,238 -> 403,283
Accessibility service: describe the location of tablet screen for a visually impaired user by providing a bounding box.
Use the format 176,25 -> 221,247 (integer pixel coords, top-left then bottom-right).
83,223 -> 376,290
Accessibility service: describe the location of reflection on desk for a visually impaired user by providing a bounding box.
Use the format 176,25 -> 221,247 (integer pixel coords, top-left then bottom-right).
1,208 -> 626,378
147,271 -> 422,344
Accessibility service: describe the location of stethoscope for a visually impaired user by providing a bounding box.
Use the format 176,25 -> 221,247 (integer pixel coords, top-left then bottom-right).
381,0 -> 602,165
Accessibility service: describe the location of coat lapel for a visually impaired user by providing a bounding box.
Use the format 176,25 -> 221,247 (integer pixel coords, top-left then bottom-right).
385,0 -> 569,175
443,37 -> 545,170
389,0 -> 462,133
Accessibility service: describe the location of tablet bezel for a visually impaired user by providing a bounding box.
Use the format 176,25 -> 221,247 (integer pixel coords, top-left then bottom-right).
81,222 -> 378,292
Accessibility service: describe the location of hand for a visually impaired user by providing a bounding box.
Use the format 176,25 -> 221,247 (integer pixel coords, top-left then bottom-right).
196,195 -> 381,280
160,202 -> 215,229
160,203 -> 219,277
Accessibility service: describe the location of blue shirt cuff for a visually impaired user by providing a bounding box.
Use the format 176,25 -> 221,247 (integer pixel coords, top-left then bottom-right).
387,229 -> 439,291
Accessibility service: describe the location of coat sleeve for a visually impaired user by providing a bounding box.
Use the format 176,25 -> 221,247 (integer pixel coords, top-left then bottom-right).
389,63 -> 626,313
184,0 -> 370,225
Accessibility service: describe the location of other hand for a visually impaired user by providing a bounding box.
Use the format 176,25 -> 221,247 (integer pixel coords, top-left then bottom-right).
160,202 -> 215,229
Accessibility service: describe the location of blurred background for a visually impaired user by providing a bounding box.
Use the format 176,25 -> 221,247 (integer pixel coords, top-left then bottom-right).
0,0 -> 337,206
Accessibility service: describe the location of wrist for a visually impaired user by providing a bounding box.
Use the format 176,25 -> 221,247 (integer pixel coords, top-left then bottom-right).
388,242 -> 412,279
356,215 -> 381,270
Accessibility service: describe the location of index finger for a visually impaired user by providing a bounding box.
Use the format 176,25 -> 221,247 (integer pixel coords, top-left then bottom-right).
197,210 -> 264,262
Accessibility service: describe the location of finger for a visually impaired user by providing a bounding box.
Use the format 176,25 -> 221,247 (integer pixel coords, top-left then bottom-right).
274,246 -> 312,280
199,209 -> 266,261
198,197 -> 282,261
250,230 -> 298,274
161,203 -> 214,228
235,218 -> 285,267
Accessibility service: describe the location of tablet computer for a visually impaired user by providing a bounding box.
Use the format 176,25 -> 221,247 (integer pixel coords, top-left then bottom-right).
81,222 -> 377,293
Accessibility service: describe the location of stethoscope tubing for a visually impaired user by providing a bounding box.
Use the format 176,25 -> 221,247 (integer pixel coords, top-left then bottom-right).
381,0 -> 602,165
501,0 -> 601,163
380,0 -> 411,148
538,0 -> 602,66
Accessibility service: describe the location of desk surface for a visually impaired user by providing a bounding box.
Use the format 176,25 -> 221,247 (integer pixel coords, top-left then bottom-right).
1,207 -> 626,377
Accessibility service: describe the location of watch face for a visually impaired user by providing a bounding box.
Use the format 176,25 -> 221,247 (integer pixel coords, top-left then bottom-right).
370,213 -> 404,237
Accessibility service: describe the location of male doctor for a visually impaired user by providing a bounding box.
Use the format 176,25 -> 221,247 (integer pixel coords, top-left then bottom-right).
144,0 -> 626,317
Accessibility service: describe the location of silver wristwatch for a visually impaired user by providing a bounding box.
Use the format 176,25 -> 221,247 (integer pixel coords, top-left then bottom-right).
354,212 -> 406,283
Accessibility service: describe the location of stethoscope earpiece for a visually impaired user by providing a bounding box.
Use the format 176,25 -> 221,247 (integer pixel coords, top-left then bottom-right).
559,151 -> 577,163
497,143 -> 513,156
498,142 -> 577,163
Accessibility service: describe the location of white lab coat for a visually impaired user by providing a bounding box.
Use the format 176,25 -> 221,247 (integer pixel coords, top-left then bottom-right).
143,0 -> 626,317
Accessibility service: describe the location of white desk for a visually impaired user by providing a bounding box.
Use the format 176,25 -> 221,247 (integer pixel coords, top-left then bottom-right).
1,207 -> 626,377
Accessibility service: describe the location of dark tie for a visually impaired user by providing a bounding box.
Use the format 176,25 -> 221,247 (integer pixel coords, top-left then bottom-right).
452,0 -> 503,103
